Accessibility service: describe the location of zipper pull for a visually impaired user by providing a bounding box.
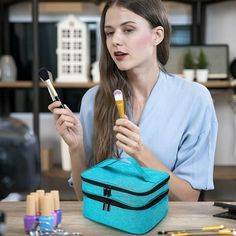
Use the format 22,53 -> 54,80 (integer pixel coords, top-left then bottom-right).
102,203 -> 111,211
103,188 -> 107,196
107,204 -> 111,211
107,187 -> 112,197
103,186 -> 112,197
102,203 -> 106,211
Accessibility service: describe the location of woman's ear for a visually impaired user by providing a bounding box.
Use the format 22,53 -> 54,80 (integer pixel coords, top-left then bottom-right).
152,26 -> 164,46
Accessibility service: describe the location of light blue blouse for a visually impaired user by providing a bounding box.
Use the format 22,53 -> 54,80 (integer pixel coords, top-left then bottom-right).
79,71 -> 218,190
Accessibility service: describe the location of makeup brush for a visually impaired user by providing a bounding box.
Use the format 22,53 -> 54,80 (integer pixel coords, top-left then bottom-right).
157,225 -> 226,235
113,89 -> 125,118
39,67 -> 65,108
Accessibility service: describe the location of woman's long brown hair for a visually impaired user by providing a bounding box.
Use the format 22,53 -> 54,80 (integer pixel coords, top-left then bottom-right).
92,0 -> 171,165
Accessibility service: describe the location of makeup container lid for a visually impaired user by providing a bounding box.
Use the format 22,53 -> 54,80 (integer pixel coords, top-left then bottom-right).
41,195 -> 53,216
45,193 -> 55,212
26,195 -> 36,216
36,189 -> 45,197
37,190 -> 45,213
51,190 -> 60,210
30,192 -> 39,214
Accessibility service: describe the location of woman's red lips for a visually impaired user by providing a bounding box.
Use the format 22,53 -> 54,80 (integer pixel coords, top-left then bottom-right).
114,51 -> 126,56
114,52 -> 128,61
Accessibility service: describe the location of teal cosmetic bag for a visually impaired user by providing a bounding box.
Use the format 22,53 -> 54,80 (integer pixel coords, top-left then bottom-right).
81,157 -> 169,234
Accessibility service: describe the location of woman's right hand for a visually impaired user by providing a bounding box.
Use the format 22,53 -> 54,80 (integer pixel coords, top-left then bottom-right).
48,101 -> 83,150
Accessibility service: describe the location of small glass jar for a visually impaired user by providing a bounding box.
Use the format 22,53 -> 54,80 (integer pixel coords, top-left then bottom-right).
0,55 -> 17,81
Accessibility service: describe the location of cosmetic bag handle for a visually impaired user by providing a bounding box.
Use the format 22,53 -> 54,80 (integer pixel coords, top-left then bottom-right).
97,157 -> 153,183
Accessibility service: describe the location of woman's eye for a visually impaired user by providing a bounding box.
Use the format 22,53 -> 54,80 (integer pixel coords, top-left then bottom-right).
124,28 -> 134,33
105,31 -> 114,37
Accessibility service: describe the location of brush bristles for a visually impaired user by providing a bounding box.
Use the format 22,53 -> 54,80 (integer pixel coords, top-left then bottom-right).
39,67 -> 49,81
113,89 -> 123,101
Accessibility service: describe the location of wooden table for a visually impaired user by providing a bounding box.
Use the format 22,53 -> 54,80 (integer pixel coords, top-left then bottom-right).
0,201 -> 235,236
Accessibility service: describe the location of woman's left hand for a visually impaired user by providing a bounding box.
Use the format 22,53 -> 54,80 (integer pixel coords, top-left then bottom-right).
113,117 -> 144,158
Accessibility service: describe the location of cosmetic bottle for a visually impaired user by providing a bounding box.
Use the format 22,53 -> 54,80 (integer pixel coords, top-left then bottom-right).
30,192 -> 40,215
36,189 -> 45,195
38,195 -> 54,233
45,192 -> 57,228
0,211 -> 6,236
36,189 -> 45,215
51,190 -> 62,226
24,195 -> 37,233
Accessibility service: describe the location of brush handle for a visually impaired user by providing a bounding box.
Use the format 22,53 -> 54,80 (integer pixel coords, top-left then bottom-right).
54,96 -> 65,109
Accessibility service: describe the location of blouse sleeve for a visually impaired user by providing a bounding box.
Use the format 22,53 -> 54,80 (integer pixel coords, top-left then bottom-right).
173,88 -> 218,190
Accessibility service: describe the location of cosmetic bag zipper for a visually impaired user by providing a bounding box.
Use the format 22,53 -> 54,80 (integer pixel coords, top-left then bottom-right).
81,175 -> 169,196
83,189 -> 168,211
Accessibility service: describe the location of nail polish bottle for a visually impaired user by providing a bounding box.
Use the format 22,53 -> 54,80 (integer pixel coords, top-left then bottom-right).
36,189 -> 45,216
36,189 -> 45,195
38,195 -> 54,233
51,190 -> 62,226
30,192 -> 40,216
24,195 -> 37,233
45,192 -> 57,228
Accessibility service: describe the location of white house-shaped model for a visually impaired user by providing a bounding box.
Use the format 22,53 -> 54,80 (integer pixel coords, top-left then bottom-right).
56,15 -> 90,82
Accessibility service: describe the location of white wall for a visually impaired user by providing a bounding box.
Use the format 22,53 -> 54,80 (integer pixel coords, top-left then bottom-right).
206,1 -> 236,62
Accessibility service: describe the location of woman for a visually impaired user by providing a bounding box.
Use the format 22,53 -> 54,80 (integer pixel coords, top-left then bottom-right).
49,0 -> 218,201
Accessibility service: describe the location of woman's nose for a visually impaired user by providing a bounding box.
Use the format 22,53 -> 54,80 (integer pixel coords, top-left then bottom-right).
112,32 -> 123,46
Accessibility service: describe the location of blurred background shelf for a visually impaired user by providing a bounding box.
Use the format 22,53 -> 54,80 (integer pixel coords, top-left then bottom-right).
42,165 -> 236,180
214,166 -> 236,180
0,80 -> 234,89
0,81 -> 97,88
